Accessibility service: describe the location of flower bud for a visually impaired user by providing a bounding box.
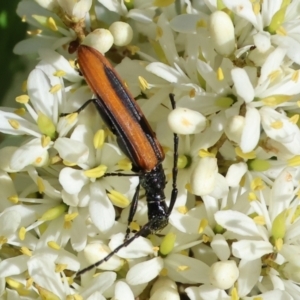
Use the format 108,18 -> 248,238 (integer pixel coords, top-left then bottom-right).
83,29 -> 114,54
209,11 -> 235,57
151,277 -> 177,296
150,287 -> 180,300
168,107 -> 206,135
190,157 -> 218,196
109,21 -> 133,46
83,242 -> 123,270
209,260 -> 239,290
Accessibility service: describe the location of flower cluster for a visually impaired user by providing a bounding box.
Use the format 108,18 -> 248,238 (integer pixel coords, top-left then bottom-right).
1,0 -> 300,299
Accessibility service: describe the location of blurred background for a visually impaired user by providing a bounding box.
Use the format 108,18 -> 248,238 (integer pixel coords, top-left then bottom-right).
0,0 -> 28,106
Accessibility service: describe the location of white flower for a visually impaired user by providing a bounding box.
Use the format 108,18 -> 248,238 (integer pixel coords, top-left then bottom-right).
14,1 -> 75,55
5,0 -> 300,299
57,0 -> 92,20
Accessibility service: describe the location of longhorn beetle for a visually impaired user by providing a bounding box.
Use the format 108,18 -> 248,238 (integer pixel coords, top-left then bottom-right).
64,45 -> 178,276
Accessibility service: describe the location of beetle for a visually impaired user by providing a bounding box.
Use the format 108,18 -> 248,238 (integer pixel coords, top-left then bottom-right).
64,45 -> 178,276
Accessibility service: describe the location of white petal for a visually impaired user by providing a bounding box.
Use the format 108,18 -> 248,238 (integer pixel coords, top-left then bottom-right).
232,240 -> 273,260
269,168 -> 295,221
157,13 -> 179,67
114,281 -> 134,300
126,257 -> 164,285
80,272 -> 116,299
260,107 -> 300,154
0,109 -> 39,136
83,242 -> 122,271
59,167 -> 88,194
164,254 -> 210,284
27,68 -> 56,118
127,8 -> 155,23
0,171 -> 17,209
98,0 -> 127,15
209,173 -> 229,199
225,162 -> 247,187
259,47 -> 287,85
214,210 -> 261,237
187,284 -> 231,300
14,36 -> 57,55
0,147 -> 19,172
211,234 -> 230,261
38,48 -> 81,82
238,258 -> 261,297
170,14 -> 206,34
240,106 -> 260,152
231,68 -> 254,103
10,138 -> 51,171
223,0 -> 259,29
54,137 -> 89,164
0,255 -> 28,277
225,115 -> 245,144
89,182 -> 115,232
70,215 -> 88,252
146,62 -> 190,84
251,290 -> 291,300
0,210 -> 21,236
86,292 -> 106,300
197,60 -> 230,94
253,31 -> 271,53
109,233 -> 154,259
28,254 -> 65,299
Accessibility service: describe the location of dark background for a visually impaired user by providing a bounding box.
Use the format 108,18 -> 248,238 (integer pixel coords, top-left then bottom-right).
0,0 -> 27,106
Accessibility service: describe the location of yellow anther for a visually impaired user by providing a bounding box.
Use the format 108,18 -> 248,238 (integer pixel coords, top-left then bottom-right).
177,206 -> 188,214
15,95 -> 29,103
8,119 -> 20,129
156,26 -> 163,39
84,165 -> 107,178
253,215 -> 265,225
251,177 -> 264,191
50,84 -> 62,93
138,76 -> 149,91
271,121 -> 283,129
37,177 -> 45,193
177,265 -> 189,271
41,135 -> 51,147
235,147 -> 256,159
8,195 -> 19,204
20,247 -> 32,256
64,212 -> 78,222
108,190 -> 130,208
198,219 -> 208,233
27,29 -> 42,35
217,67 -> 224,81
53,70 -> 66,77
47,17 -> 58,31
94,129 -> 105,149
19,227 -> 26,240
